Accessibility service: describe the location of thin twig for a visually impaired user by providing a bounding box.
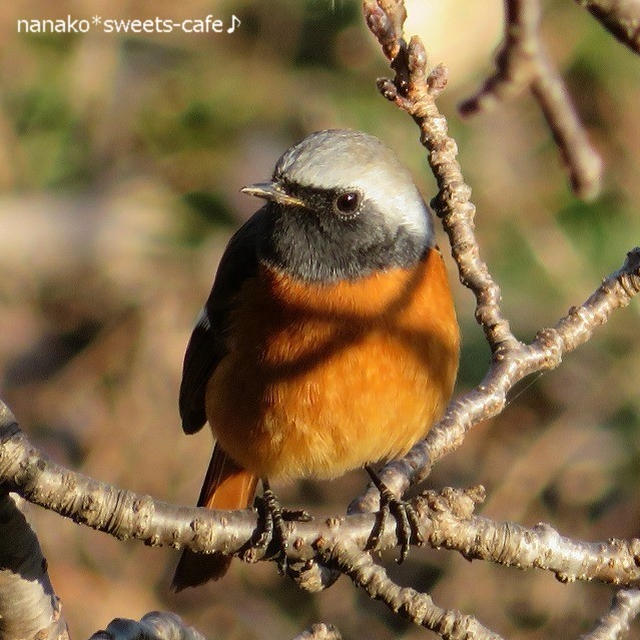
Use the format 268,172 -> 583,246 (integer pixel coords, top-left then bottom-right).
459,0 -> 603,200
364,0 -> 518,353
354,0 -> 639,511
579,590 -> 640,640
576,0 -> 640,55
316,540 -> 503,640
458,0 -> 542,113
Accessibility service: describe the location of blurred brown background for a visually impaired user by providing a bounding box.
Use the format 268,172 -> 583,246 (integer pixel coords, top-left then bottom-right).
1,0 -> 640,638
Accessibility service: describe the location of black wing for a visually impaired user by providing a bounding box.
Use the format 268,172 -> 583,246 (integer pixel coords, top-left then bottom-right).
178,209 -> 268,433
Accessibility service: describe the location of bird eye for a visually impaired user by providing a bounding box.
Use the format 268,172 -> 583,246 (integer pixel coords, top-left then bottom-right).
334,191 -> 361,216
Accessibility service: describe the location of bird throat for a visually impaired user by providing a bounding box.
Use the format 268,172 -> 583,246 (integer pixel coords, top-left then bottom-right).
259,202 -> 431,283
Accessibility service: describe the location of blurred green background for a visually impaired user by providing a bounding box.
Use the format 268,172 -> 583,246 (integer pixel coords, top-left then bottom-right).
1,0 -> 640,638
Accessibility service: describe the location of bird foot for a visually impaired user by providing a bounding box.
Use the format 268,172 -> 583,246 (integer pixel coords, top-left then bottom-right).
250,480 -> 312,575
365,465 -> 424,563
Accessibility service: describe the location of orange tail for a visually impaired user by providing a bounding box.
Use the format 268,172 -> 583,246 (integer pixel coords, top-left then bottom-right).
171,444 -> 258,591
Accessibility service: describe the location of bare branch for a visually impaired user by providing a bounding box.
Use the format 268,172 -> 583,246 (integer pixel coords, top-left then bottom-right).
351,173 -> 640,510
290,623 -> 342,640
355,5 -> 640,633
576,0 -> 640,55
0,404 -> 260,559
580,590 -> 640,640
8,403 -> 640,594
0,401 -> 69,640
354,0 -> 639,512
363,0 -> 517,354
88,612 -> 206,640
316,539 -> 503,640
417,246 -> 640,479
0,491 -> 70,640
2,3 -> 639,636
459,0 -> 603,200
0,399 -> 399,582
411,488 -> 640,587
458,0 -> 541,112
530,48 -> 603,201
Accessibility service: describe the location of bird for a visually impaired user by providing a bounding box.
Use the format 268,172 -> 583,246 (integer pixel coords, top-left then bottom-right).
171,129 -> 460,591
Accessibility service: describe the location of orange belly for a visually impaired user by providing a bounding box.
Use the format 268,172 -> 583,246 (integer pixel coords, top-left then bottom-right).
205,248 -> 459,481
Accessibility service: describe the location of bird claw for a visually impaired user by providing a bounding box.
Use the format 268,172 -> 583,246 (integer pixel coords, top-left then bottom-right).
250,481 -> 312,575
251,493 -> 274,550
365,466 -> 423,563
282,508 -> 313,522
389,496 -> 423,563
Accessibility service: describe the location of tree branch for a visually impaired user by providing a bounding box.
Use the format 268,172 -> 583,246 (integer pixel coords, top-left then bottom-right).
6,402 -> 640,592
0,490 -> 70,640
290,623 -> 342,640
316,539 -> 503,640
88,612 -> 206,640
576,0 -> 640,55
2,2 -> 639,637
459,0 -> 603,200
352,0 -> 640,515
580,590 -> 640,640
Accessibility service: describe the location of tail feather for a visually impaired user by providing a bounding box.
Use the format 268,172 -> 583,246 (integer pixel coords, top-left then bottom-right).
171,444 -> 258,591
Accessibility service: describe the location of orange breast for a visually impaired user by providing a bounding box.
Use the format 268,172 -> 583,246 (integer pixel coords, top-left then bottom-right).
205,248 -> 459,481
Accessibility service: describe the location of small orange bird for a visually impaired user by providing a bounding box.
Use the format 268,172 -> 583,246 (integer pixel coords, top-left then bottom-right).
171,129 -> 459,590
